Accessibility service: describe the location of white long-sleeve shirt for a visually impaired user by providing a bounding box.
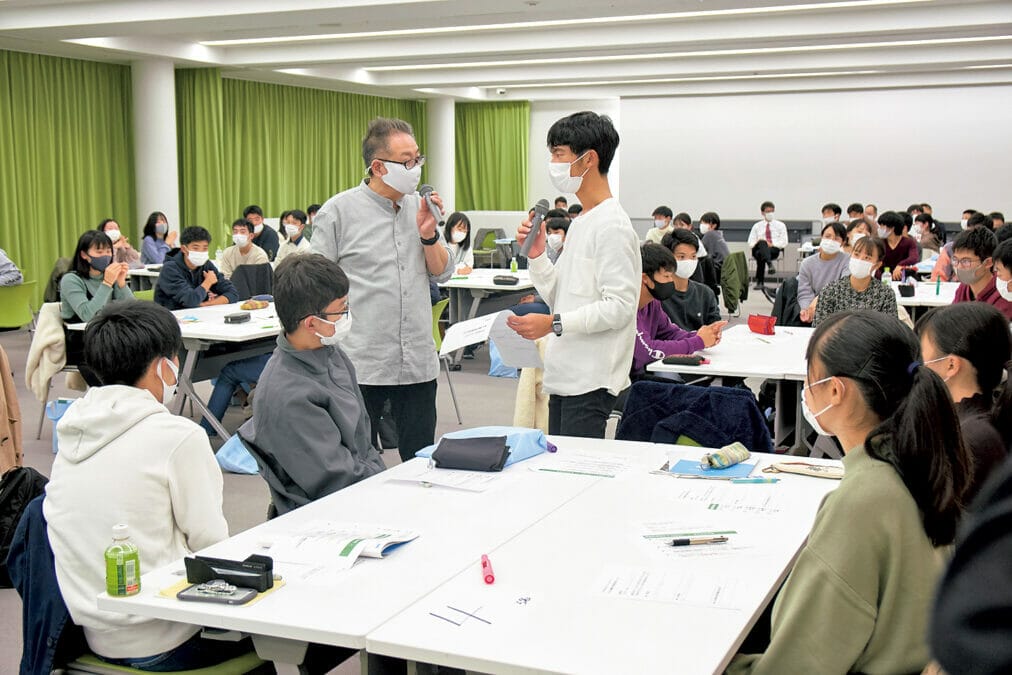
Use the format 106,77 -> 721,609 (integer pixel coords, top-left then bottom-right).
528,197 -> 641,397
748,219 -> 789,250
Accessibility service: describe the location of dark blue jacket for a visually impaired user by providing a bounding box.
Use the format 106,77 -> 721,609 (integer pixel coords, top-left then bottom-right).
7,496 -> 86,675
616,380 -> 773,453
154,250 -> 238,311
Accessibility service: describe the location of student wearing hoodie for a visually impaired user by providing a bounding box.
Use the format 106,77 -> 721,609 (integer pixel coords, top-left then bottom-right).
43,300 -> 241,670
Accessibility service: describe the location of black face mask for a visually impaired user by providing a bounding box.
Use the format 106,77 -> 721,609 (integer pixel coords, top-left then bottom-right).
648,278 -> 676,301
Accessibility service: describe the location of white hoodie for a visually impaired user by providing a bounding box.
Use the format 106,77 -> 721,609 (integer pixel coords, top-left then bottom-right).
44,385 -> 229,659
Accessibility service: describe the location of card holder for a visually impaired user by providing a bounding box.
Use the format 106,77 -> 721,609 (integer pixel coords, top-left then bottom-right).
747,314 -> 777,335
184,554 -> 274,592
431,436 -> 510,472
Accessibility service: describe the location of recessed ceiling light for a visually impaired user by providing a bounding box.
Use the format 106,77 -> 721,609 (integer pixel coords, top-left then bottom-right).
485,69 -> 884,88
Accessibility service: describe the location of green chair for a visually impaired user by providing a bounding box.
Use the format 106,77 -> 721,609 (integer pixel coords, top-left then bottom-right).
133,288 -> 154,302
64,651 -> 265,674
0,280 -> 36,330
432,298 -> 462,424
472,229 -> 504,268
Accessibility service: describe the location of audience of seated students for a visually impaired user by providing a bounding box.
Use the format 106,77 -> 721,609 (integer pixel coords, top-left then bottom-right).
218,218 -> 268,278
645,205 -> 673,244
821,202 -> 842,223
846,202 -> 864,220
567,203 -> 582,218
876,210 -> 919,280
632,243 -> 724,380
244,204 -> 280,261
951,226 -> 1012,320
995,238 -> 1012,303
747,200 -> 788,292
60,230 -> 134,323
238,254 -> 386,517
554,195 -> 567,210
843,217 -> 872,255
991,211 -> 1005,230
658,230 -> 721,331
98,219 -> 142,268
444,211 -> 473,274
798,221 -> 849,323
865,203 -> 879,221
0,246 -> 24,286
699,211 -> 729,267
139,211 -> 176,265
917,303 -> 1011,501
276,209 -> 313,264
813,235 -> 897,327
729,310 -> 971,674
934,210 -> 987,281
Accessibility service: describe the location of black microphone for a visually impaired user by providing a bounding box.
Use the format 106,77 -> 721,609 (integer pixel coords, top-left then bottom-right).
418,184 -> 445,227
518,199 -> 551,258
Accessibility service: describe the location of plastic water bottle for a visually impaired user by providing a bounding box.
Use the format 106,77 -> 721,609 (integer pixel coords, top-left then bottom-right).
510,256 -> 518,273
105,524 -> 140,596
882,268 -> 891,286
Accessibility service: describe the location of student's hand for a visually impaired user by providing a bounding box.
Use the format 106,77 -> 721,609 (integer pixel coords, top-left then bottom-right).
506,312 -> 553,340
891,267 -> 904,281
696,320 -> 727,348
102,263 -> 119,287
457,265 -> 473,275
201,269 -> 218,290
115,262 -> 129,287
519,293 -> 536,304
799,299 -> 817,324
517,217 -> 546,259
165,230 -> 178,246
416,195 -> 438,240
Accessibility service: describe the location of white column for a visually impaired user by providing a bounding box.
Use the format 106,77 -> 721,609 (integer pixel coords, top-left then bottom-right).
426,97 -> 455,213
131,59 -> 180,238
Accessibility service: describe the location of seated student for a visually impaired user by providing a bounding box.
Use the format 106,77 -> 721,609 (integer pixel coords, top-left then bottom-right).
544,216 -> 568,264
238,254 -> 386,516
444,211 -> 474,274
305,203 -> 321,241
139,211 -> 176,265
218,218 -> 268,277
659,229 -> 721,331
672,211 -> 708,258
821,202 -> 842,223
43,300 -> 244,671
729,310 -> 971,675
932,211 -> 991,281
699,211 -> 729,267
813,235 -> 897,327
997,223 -> 1012,245
914,213 -> 943,254
865,203 -> 879,221
951,226 -> 1012,320
632,243 -> 724,379
554,195 -> 567,210
846,202 -> 864,220
0,246 -> 24,286
995,238 -> 1012,303
244,204 -> 280,261
877,210 -> 919,280
797,222 -> 849,323
275,209 -> 313,264
567,203 -> 582,219
747,201 -> 788,290
60,230 -> 134,323
98,219 -> 142,269
917,303 -> 1011,501
991,211 -> 1005,230
843,217 -> 873,255
645,206 -> 673,244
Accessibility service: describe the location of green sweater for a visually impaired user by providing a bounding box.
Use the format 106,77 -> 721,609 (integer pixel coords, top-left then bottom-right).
728,445 -> 946,675
60,273 -> 134,322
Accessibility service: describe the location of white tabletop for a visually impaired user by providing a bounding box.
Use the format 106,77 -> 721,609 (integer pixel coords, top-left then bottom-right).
648,324 -> 812,381
65,302 -> 280,343
126,266 -> 162,278
894,280 -> 958,307
439,268 -> 534,292
368,447 -> 841,674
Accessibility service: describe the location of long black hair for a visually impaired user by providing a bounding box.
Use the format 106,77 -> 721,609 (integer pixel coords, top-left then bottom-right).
142,211 -> 167,239
444,212 -> 471,251
807,310 -> 971,546
72,230 -> 114,278
916,303 -> 1012,447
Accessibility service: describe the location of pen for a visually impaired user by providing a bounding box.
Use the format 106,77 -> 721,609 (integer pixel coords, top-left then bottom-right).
755,337 -> 772,344
730,477 -> 780,484
670,536 -> 729,547
481,554 -> 495,584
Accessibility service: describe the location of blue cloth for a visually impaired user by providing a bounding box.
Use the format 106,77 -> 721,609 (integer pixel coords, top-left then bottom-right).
510,301 -> 550,316
487,340 -> 519,379
616,380 -> 773,453
200,352 -> 271,436
415,426 -> 553,466
216,434 -> 259,474
140,236 -> 171,265
154,250 -> 238,311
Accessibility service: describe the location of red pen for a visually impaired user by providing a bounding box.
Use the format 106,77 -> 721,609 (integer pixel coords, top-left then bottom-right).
481,554 -> 495,584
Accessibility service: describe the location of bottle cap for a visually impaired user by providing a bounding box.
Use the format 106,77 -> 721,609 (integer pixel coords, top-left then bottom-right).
112,523 -> 130,539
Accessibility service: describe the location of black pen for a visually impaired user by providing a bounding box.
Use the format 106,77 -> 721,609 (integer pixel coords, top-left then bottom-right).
670,536 -> 729,547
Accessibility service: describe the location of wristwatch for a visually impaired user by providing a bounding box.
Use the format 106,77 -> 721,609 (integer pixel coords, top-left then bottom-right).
552,313 -> 563,337
419,232 -> 440,246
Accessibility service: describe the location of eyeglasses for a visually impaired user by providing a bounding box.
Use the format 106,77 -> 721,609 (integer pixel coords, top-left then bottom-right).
378,155 -> 426,170
952,257 -> 983,270
300,308 -> 349,323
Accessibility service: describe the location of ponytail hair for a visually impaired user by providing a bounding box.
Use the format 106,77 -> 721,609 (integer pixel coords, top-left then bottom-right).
916,303 -> 1012,448
807,310 -> 971,546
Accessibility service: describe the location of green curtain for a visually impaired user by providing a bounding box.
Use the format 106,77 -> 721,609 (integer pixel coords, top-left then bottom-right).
176,68 -> 228,237
0,50 -> 134,305
455,101 -> 529,211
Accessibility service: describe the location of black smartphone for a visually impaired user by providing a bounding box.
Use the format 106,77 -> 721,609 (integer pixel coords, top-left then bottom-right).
177,580 -> 257,605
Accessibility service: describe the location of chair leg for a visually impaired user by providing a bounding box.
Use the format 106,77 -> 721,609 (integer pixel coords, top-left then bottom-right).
442,357 -> 463,424
36,379 -> 53,440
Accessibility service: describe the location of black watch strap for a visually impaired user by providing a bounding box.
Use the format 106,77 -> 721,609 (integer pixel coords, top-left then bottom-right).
420,232 -> 440,246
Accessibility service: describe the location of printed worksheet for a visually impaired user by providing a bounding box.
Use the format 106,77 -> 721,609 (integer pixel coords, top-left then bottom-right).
264,521 -> 418,570
668,482 -> 784,515
531,451 -> 632,478
388,464 -> 504,492
638,521 -> 747,560
595,565 -> 744,610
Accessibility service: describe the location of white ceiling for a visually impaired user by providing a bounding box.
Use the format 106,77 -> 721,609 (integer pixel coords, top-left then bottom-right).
1,0 -> 1010,100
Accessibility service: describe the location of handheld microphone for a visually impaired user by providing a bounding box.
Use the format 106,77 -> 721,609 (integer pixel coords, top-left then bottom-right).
418,184 -> 445,227
518,199 -> 551,258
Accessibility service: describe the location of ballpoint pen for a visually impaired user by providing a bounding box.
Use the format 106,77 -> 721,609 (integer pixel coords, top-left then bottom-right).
670,536 -> 729,547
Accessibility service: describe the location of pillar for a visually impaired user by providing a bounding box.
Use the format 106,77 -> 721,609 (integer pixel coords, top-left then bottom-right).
131,59 -> 180,238
426,97 -> 455,213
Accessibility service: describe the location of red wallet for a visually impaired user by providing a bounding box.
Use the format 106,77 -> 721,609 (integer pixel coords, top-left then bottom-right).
747,314 -> 777,335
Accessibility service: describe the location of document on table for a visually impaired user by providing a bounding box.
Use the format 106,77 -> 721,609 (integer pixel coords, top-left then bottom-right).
264,521 -> 419,570
638,521 -> 745,560
669,482 -> 783,515
595,565 -> 744,610
388,464 -> 502,492
532,451 -> 632,478
439,311 -> 542,368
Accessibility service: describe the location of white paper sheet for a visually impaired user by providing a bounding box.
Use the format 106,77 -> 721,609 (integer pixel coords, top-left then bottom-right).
668,483 -> 784,516
532,451 -> 632,478
595,565 -> 744,610
439,311 -> 543,368
264,521 -> 418,570
388,464 -> 503,492
638,521 -> 750,560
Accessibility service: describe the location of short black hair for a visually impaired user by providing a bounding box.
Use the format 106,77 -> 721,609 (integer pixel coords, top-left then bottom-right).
673,212 -> 691,226
641,242 -> 675,276
72,230 -> 113,278
963,208 -> 977,217
546,208 -> 568,219
282,209 -> 308,239
700,211 -> 720,229
652,206 -> 673,219
989,211 -> 1005,224
443,212 -> 471,250
852,235 -> 885,262
953,227 -> 998,262
914,213 -> 933,225
906,203 -> 923,214
274,254 -> 351,335
877,211 -> 904,237
920,203 -> 932,211
900,211 -> 914,231
546,111 -> 620,174
847,218 -> 873,236
142,211 -> 167,239
362,117 -> 414,175
760,201 -> 775,212
995,223 -> 1012,245
232,218 -> 253,234
545,217 -> 569,234
846,203 -> 864,215
243,205 -> 263,218
968,211 -> 993,232
662,228 -> 699,253
567,204 -> 582,215
821,221 -> 847,241
822,203 -> 842,216
554,196 -> 568,205
98,218 -> 118,232
994,238 -> 1012,269
180,226 -> 211,246
307,204 -> 321,215
84,301 -> 182,386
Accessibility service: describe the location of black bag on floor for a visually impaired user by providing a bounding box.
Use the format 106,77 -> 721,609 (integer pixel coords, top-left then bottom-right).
0,466 -> 49,587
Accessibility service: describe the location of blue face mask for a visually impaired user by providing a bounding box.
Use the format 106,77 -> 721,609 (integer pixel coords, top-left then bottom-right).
89,255 -> 112,272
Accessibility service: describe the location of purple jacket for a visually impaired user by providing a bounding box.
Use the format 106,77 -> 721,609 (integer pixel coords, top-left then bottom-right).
632,300 -> 705,375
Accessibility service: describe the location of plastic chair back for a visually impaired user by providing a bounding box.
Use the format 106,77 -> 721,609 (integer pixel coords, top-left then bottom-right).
0,281 -> 36,329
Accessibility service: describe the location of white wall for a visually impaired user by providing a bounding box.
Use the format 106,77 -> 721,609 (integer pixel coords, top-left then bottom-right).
528,99 -> 621,209
618,85 -> 1012,224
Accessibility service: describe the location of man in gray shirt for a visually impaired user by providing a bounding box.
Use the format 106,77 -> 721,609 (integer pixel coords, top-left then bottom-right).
311,118 -> 452,461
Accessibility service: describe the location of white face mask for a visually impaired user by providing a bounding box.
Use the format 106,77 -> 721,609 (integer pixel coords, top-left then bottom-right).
820,239 -> 842,255
910,225 -> 922,240
379,161 -> 422,195
315,313 -> 353,346
158,358 -> 178,407
960,218 -> 969,230
654,219 -> 669,230
233,234 -> 249,247
924,355 -> 953,383
699,223 -> 710,235
105,229 -> 121,243
548,152 -> 589,194
822,216 -> 836,225
674,259 -> 698,279
547,233 -> 564,251
186,249 -> 209,267
801,376 -> 837,437
877,226 -> 890,238
763,212 -> 775,222
285,224 -> 301,238
253,223 -> 264,235
850,232 -> 866,245
849,257 -> 875,279
997,277 -> 1012,303
155,223 -> 168,235
451,230 -> 467,244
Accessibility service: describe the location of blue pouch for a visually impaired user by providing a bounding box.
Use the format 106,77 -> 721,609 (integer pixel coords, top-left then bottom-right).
215,434 -> 259,474
415,426 -> 556,467
487,340 -> 519,379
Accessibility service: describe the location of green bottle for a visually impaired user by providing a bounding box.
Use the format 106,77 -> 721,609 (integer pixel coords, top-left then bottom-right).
882,268 -> 891,285
105,524 -> 140,596
510,256 -> 518,273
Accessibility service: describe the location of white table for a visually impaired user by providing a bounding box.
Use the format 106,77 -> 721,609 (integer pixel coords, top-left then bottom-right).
368,446 -> 841,674
126,265 -> 161,291
894,280 -> 957,308
439,268 -> 535,323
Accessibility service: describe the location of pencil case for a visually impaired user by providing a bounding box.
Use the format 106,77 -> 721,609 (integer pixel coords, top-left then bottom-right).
430,436 -> 510,472
662,354 -> 706,366
493,275 -> 519,286
747,314 -> 776,335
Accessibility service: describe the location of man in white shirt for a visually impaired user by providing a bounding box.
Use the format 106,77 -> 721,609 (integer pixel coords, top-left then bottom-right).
645,206 -> 673,244
508,112 -> 640,438
218,218 -> 269,277
747,200 -> 788,294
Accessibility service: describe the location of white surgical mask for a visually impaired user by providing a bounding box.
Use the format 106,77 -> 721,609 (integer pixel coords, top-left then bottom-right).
763,212 -> 775,222
924,355 -> 953,383
699,223 -> 711,235
548,152 -> 589,194
186,250 -> 209,267
960,218 -> 969,230
253,223 -> 264,235
820,239 -> 842,255
801,376 -> 837,437
232,234 -> 249,247
315,313 -> 353,346
451,230 -> 467,244
822,216 -> 836,225
285,224 -> 301,238
380,161 -> 422,195
105,229 -> 121,243
674,259 -> 698,279
654,219 -> 669,230
877,226 -> 890,238
997,277 -> 1012,303
849,257 -> 875,279
547,233 -> 564,251
158,358 -> 178,407
910,225 -> 922,239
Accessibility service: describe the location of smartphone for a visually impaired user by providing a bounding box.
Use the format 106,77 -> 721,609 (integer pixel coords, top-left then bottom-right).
177,580 -> 258,605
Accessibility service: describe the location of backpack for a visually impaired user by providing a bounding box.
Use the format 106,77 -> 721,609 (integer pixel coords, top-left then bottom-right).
0,466 -> 49,587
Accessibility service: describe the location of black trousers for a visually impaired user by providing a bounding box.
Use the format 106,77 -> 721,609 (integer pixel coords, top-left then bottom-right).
360,380 -> 437,462
548,389 -> 617,439
751,240 -> 782,285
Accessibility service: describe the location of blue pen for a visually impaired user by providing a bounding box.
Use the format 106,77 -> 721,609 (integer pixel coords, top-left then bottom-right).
730,477 -> 780,484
